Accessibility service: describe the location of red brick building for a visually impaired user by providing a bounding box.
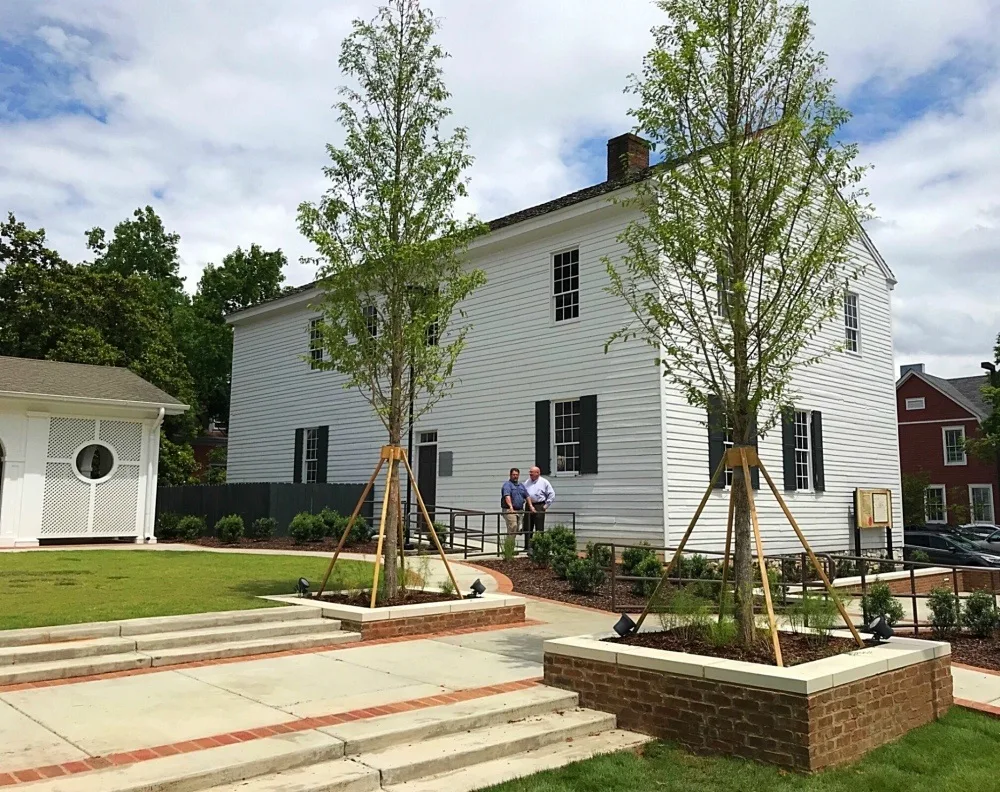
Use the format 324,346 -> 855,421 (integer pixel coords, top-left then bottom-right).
896,364 -> 998,526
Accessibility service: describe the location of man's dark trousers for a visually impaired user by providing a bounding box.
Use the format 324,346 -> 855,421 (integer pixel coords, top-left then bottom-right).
525,503 -> 546,545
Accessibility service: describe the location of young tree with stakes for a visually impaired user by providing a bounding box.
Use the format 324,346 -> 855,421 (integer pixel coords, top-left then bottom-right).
299,0 -> 485,598
607,0 -> 872,645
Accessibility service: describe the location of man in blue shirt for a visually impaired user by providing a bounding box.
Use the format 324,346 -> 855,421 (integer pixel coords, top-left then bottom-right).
501,468 -> 528,536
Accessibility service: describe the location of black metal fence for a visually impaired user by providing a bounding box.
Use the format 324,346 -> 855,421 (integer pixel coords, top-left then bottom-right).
156,483 -> 373,537
403,508 -> 577,558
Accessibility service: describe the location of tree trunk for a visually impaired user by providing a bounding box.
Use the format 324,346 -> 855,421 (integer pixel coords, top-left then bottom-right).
381,415 -> 403,601
731,472 -> 755,645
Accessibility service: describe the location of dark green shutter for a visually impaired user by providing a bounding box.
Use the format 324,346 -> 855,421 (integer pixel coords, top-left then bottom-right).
749,413 -> 760,490
580,395 -> 598,475
293,428 -> 304,483
535,400 -> 551,475
707,395 -> 725,489
811,412 -> 825,492
781,410 -> 796,491
316,425 -> 329,484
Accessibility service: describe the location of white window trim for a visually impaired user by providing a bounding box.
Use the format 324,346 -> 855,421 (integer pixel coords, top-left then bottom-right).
942,425 -> 968,466
793,409 -> 813,493
551,398 -> 581,477
905,397 -> 926,411
550,248 -> 581,326
925,484 -> 947,524
362,304 -> 379,339
969,484 -> 995,525
308,318 -> 324,365
844,291 -> 861,355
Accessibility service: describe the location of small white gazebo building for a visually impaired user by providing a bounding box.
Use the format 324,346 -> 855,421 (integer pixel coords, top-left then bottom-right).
0,356 -> 188,547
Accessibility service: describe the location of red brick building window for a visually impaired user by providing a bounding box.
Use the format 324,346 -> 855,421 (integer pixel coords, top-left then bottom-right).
925,485 -> 946,523
943,426 -> 967,466
970,485 -> 995,524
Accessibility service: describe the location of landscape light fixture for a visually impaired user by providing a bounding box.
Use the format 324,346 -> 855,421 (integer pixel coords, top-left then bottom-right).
297,577 -> 310,598
613,613 -> 637,637
467,578 -> 486,598
867,615 -> 893,643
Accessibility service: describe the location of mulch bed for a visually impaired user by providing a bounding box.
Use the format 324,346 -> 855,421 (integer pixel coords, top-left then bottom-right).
606,628 -> 870,667
475,557 -> 648,612
162,537 -> 381,555
915,631 -> 1000,672
314,589 -> 457,608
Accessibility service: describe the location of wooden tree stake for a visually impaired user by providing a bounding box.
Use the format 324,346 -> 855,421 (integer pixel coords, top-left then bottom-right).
369,454 -> 396,609
718,484 -> 736,621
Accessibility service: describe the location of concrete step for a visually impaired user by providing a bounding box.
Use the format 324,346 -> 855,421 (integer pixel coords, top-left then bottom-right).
0,606 -> 320,648
0,637 -> 138,666
0,652 -> 151,686
134,619 -> 345,652
142,631 -> 361,667
323,686 -> 580,755
202,759 -> 379,792
356,708 -> 617,786
384,729 -> 653,792
16,730 -> 343,792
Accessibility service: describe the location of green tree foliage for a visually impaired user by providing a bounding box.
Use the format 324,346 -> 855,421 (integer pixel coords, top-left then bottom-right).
901,471 -> 931,526
158,437 -> 198,486
606,0 -> 870,645
298,0 -> 486,595
969,340 -> 1000,461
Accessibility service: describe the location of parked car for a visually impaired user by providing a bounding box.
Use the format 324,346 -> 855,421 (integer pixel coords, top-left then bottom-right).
969,528 -> 1000,554
959,523 -> 1000,541
903,529 -> 1000,567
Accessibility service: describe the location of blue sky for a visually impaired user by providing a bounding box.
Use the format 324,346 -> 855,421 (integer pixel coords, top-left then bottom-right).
1,0 -> 998,378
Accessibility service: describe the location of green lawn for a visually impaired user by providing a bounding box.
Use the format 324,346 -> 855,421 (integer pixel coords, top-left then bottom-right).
481,709 -> 1000,792
0,550 -> 373,631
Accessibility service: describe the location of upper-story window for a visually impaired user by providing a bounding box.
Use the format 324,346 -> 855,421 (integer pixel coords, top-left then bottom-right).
844,292 -> 860,353
552,248 -> 580,323
362,304 -> 378,338
309,318 -> 324,365
943,426 -> 967,466
905,398 -> 926,411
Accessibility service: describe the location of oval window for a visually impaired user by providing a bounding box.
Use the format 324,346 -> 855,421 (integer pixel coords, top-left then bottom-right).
75,444 -> 115,481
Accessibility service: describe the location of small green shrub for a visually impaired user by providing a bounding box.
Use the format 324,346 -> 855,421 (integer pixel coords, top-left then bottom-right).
215,514 -> 244,544
911,550 -> 931,564
861,580 -> 905,626
502,535 -> 517,562
622,543 -> 656,577
349,516 -> 374,544
586,542 -> 612,567
928,587 -> 960,638
550,547 -> 578,580
787,592 -> 839,645
962,589 -> 1000,638
631,554 -> 664,597
706,616 -> 738,648
440,578 -> 456,596
527,532 -> 554,566
289,512 -> 324,544
175,515 -> 205,542
567,558 -> 605,594
548,525 -> 576,555
155,511 -> 180,541
318,508 -> 345,539
657,585 -> 710,641
248,517 -> 277,542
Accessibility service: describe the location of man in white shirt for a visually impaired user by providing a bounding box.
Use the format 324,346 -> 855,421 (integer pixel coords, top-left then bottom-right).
523,466 -> 555,545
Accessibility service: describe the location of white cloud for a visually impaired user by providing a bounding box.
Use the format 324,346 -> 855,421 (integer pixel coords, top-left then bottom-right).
0,0 -> 997,377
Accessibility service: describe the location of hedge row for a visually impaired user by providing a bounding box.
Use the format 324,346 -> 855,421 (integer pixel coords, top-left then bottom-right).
155,509 -> 375,546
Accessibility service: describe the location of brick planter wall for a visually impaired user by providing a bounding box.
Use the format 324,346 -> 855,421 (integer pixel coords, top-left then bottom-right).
840,569 -> 1000,596
544,638 -> 952,772
340,604 -> 525,640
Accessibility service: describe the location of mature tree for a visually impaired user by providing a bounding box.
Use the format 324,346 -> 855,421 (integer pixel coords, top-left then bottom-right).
607,0 -> 870,643
298,0 -> 485,597
967,337 -> 1000,464
901,471 -> 931,528
176,244 -> 287,428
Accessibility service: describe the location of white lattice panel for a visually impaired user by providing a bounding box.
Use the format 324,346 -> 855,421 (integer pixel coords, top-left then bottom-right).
93,465 -> 140,536
48,418 -> 96,459
40,463 -> 92,536
99,420 -> 143,462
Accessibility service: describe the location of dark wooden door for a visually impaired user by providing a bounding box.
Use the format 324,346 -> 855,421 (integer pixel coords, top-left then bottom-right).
417,443 -> 437,519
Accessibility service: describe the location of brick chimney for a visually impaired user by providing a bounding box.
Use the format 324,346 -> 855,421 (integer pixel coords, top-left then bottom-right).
607,133 -> 650,182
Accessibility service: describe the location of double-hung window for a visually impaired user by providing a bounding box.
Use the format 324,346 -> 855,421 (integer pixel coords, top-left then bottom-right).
303,427 -> 319,483
794,411 -> 812,491
553,399 -> 581,473
309,319 -> 324,364
925,485 -> 947,524
970,485 -> 995,524
844,292 -> 860,353
943,426 -> 967,466
363,304 -> 378,338
552,249 -> 580,323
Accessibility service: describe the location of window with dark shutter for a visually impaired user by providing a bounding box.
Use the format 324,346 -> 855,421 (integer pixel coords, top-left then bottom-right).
535,400 -> 551,475
293,428 -> 304,483
580,395 -> 598,475
810,412 -> 825,492
707,396 -> 726,489
781,410 -> 796,491
316,425 -> 329,484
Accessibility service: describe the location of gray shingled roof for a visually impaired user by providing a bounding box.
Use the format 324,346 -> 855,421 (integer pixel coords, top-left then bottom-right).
0,356 -> 186,409
919,372 -> 988,421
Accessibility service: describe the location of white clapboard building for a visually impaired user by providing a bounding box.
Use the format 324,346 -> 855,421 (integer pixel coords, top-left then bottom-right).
225,134 -> 901,554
